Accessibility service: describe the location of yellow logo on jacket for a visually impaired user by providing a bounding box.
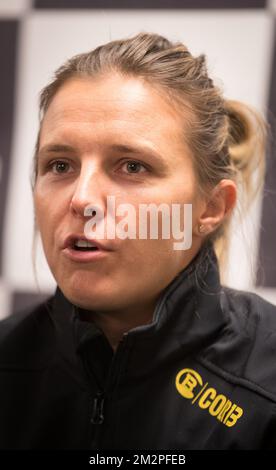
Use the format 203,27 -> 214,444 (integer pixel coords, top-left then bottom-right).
175,368 -> 243,427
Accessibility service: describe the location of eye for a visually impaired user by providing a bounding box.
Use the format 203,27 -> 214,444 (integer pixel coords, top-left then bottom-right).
121,160 -> 147,174
49,160 -> 72,174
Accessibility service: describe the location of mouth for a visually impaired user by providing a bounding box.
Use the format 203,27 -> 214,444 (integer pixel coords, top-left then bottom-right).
62,235 -> 112,263
72,239 -> 100,252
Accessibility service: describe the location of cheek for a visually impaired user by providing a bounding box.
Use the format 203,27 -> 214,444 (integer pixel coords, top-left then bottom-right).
33,188 -> 44,232
123,237 -> 184,275
33,186 -> 59,246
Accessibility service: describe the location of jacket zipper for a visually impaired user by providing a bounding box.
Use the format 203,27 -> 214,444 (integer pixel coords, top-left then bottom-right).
89,390 -> 105,449
89,333 -> 129,449
91,391 -> 105,424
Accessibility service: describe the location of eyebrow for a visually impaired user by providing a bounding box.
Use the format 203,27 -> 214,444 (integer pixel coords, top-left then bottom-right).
37,143 -> 167,166
38,144 -> 76,157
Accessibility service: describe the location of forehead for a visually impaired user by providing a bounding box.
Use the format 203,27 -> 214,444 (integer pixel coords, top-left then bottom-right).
39,75 -> 192,162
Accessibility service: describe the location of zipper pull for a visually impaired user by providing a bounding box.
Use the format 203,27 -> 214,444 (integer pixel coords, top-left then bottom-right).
91,391 -> 105,424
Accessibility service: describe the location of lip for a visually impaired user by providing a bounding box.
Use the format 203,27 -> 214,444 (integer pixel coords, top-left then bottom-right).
62,234 -> 114,251
61,234 -> 113,263
62,246 -> 110,263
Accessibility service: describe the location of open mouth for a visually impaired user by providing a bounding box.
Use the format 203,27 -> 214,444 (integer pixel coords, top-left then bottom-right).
73,240 -> 100,251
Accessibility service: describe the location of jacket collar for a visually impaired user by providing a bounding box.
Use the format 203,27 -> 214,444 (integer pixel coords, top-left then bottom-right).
49,240 -> 227,382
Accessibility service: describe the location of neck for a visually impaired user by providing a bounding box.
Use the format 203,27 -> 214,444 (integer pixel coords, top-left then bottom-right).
79,299 -> 159,352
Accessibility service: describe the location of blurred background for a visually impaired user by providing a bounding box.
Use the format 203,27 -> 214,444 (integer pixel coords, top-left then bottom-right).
1,0 -> 276,318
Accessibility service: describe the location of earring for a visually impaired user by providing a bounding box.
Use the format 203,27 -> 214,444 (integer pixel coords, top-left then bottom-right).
198,224 -> 206,233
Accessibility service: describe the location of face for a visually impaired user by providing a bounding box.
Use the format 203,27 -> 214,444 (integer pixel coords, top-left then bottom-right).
34,74 -> 204,313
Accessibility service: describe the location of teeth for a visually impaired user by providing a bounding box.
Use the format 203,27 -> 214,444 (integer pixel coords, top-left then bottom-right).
74,239 -> 97,248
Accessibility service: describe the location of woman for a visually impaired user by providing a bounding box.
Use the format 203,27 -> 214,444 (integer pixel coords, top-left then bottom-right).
0,32 -> 275,450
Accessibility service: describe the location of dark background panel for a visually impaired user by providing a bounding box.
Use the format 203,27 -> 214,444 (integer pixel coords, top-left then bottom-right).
0,21 -> 18,276
11,290 -> 54,315
256,19 -> 276,288
34,0 -> 266,10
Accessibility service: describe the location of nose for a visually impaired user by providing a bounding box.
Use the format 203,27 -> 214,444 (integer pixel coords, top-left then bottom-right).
69,162 -> 107,219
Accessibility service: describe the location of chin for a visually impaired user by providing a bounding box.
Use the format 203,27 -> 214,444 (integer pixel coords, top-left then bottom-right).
58,276 -> 115,311
64,286 -> 110,311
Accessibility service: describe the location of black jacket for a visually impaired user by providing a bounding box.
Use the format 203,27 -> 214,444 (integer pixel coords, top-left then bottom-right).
1,242 -> 276,450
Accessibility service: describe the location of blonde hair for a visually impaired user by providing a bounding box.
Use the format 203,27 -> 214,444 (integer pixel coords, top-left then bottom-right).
31,32 -> 268,278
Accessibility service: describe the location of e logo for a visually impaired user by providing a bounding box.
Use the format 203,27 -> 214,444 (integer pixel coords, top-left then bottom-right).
175,368 -> 203,399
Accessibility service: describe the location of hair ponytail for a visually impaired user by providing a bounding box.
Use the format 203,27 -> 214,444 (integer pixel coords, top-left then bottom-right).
213,99 -> 268,278
225,99 -> 267,208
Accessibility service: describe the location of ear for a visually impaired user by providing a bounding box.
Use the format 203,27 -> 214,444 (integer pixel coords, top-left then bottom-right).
195,179 -> 237,236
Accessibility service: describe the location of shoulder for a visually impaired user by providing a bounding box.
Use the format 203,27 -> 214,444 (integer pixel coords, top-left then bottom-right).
0,294 -> 56,368
222,285 -> 276,330
200,286 -> 276,402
